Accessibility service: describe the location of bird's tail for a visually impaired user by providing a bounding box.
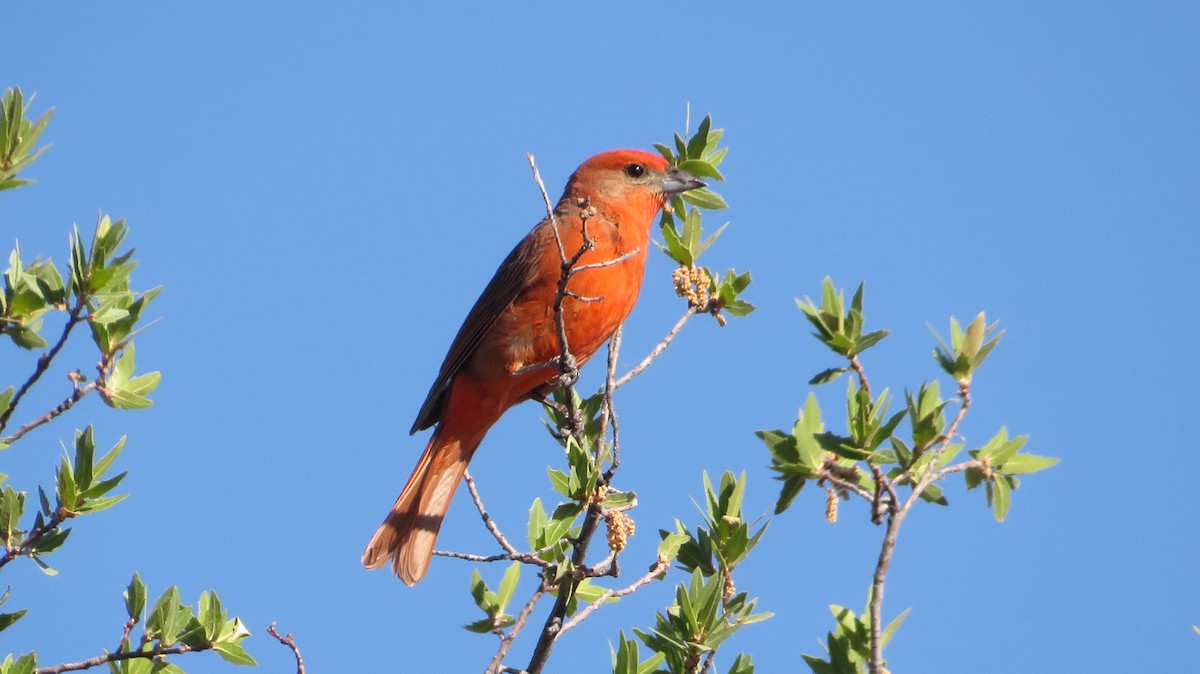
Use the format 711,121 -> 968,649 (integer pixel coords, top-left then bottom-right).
362,421 -> 486,585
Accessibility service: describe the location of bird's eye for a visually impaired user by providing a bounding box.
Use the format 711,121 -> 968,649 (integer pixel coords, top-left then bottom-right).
624,163 -> 645,179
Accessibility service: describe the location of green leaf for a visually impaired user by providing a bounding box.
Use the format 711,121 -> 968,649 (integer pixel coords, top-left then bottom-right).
657,531 -> 690,561
468,569 -> 498,613
991,474 -> 1012,522
101,344 -> 161,409
679,158 -> 725,182
31,555 -> 57,576
527,498 -> 547,550
91,435 -> 125,479
496,562 -> 520,612
916,482 -> 949,506
461,618 -> 494,634
198,591 -> 224,640
681,187 -> 728,210
76,493 -> 129,513
0,607 -> 26,633
686,115 -> 712,158
6,653 -> 36,674
727,653 -> 755,674
125,572 -> 147,620
602,489 -> 636,509
213,642 -> 258,666
80,471 -> 128,500
56,454 -> 77,512
773,476 -> 806,515
29,527 -> 70,554
74,426 -> 96,490
809,367 -> 848,386
880,607 -> 910,647
9,324 -> 47,349
694,222 -> 729,261
547,468 -> 570,497
543,502 -> 583,546
146,586 -> 188,646
1000,453 -> 1059,475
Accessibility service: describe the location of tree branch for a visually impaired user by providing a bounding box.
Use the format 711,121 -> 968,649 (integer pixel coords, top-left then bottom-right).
0,297 -> 87,436
464,469 -> 520,557
268,622 -> 307,674
487,580 -> 548,674
35,644 -> 205,674
868,381 -> 972,674
557,557 -> 668,637
0,507 -> 72,570
614,308 -> 694,389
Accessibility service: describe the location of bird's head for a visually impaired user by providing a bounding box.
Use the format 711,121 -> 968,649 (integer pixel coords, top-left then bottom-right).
560,149 -> 706,220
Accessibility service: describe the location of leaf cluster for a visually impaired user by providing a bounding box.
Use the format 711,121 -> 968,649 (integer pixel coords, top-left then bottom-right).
0,426 -> 127,592
633,472 -> 768,673
0,214 -> 162,425
764,279 -> 1056,524
0,88 -> 52,192
801,599 -> 908,674
0,246 -> 65,349
0,89 -> 258,674
126,572 -> 257,670
931,313 -> 1002,384
759,278 -> 1057,672
654,114 -> 729,214
668,472 -> 765,577
654,116 -> 754,323
797,278 -> 888,365
964,427 -> 1058,522
633,570 -> 768,674
465,563 -> 523,633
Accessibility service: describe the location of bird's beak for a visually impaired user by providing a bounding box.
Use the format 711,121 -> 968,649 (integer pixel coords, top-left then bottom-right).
661,166 -> 707,194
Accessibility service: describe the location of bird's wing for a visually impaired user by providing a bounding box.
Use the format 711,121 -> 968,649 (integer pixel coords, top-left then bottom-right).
409,221 -> 549,434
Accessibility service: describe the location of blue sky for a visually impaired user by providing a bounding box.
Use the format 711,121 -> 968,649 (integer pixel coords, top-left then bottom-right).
5,3 -> 1198,672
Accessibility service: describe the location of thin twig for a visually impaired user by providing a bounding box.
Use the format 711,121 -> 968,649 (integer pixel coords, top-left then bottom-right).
601,328 -> 622,481
432,549 -> 552,567
867,463 -> 899,524
464,469 -> 520,556
849,354 -> 871,401
614,308 -> 695,389
487,580 -> 548,674
435,469 -> 552,567
819,459 -> 873,503
0,509 -> 71,570
867,382 -> 972,674
526,154 -> 558,233
1,381 -> 99,446
116,617 -> 136,654
819,473 -> 873,503
573,248 -> 641,273
267,622 -> 307,674
35,644 -> 202,674
934,459 -> 982,479
0,297 -> 87,435
558,557 -> 668,636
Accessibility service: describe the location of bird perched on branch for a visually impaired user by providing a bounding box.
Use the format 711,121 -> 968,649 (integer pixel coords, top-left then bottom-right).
363,149 -> 706,585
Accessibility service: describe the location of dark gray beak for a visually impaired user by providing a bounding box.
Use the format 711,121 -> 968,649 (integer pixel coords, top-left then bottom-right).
661,166 -> 707,194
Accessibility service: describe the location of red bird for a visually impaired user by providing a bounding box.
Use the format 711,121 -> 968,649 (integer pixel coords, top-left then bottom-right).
363,149 -> 705,584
